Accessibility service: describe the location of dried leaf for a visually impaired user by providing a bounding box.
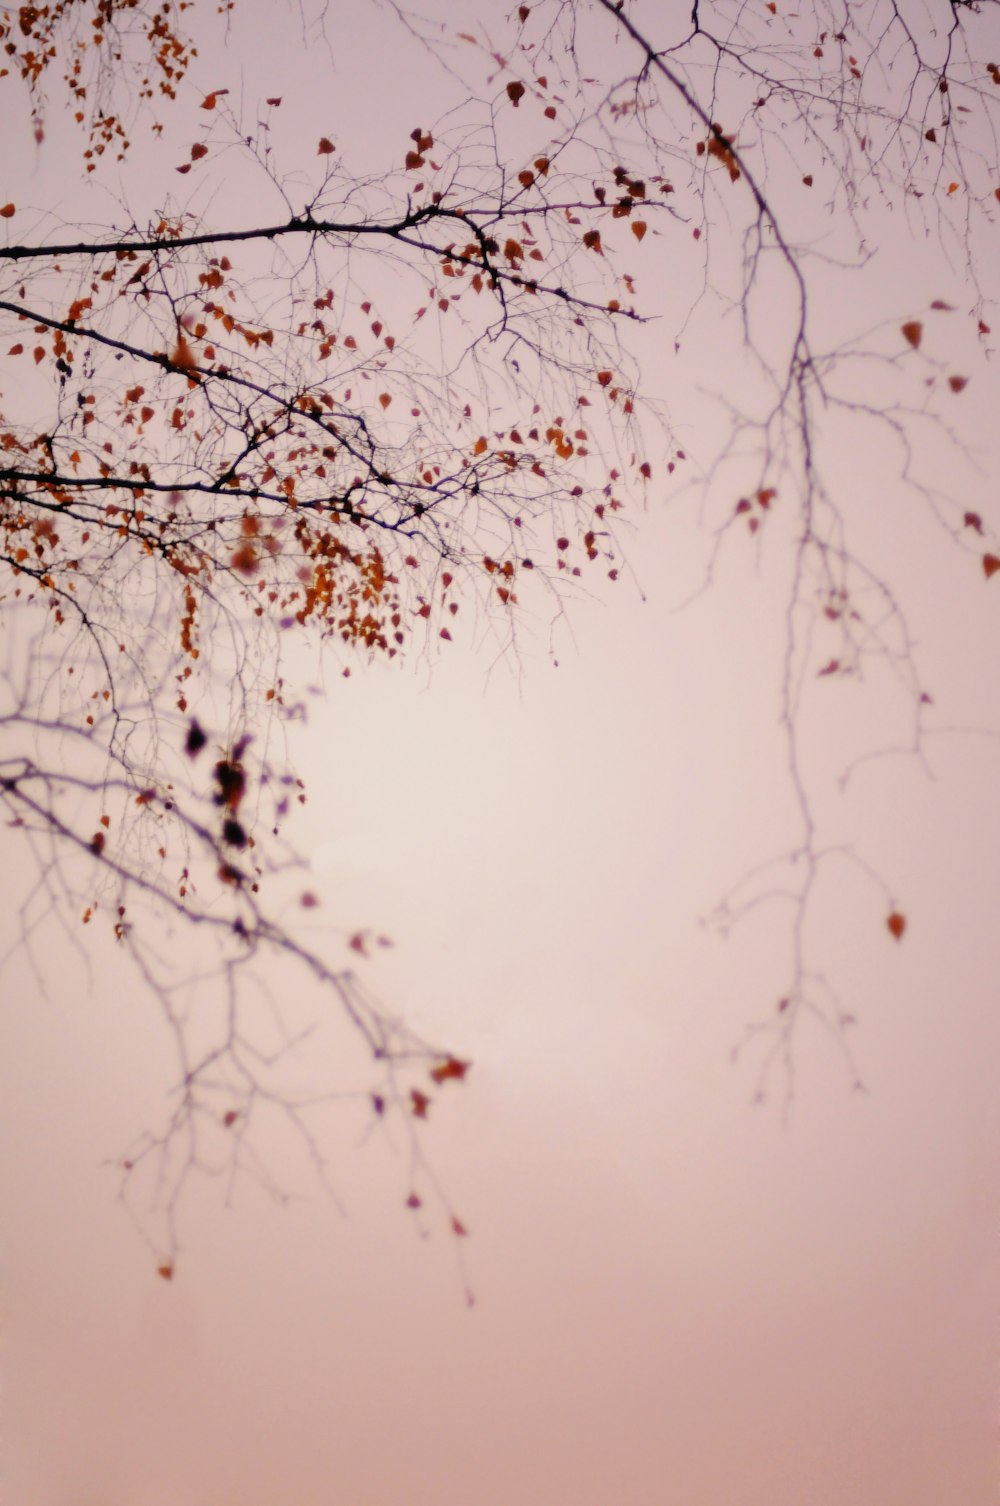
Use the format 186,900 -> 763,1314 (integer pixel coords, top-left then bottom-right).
430,1056 -> 471,1085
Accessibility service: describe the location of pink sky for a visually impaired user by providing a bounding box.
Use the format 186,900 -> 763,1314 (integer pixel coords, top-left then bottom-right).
2,2 -> 999,1502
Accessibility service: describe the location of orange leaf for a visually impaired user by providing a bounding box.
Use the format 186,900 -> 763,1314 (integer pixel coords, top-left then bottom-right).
901,321 -> 922,348
631,220 -> 647,240
317,137 -> 335,155
410,1089 -> 430,1119
0,203 -> 15,218
378,392 -> 392,409
886,911 -> 906,940
430,1056 -> 471,1085
171,333 -> 197,370
157,1263 -> 173,1280
983,553 -> 1000,579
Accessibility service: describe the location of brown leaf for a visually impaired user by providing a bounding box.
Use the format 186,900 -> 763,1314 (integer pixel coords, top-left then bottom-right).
317,137 -> 335,155
901,321 -> 923,348
0,203 -> 15,218
507,80 -> 526,107
947,375 -> 968,392
430,1056 -> 471,1085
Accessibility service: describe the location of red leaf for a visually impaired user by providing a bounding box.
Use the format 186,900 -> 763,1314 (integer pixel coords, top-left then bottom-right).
886,911 -> 906,940
0,203 -> 15,218
983,554 -> 1000,579
157,1263 -> 174,1280
507,80 -> 526,107
190,142 -> 208,161
947,375 -> 968,392
410,1089 -> 430,1119
430,1056 -> 471,1085
901,321 -> 923,348
317,137 -> 335,155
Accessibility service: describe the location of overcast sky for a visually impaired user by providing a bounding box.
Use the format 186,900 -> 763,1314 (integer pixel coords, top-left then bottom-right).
2,3 -> 999,1504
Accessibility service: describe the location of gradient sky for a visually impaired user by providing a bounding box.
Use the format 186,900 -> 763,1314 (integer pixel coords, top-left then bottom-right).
2,3 -> 999,1504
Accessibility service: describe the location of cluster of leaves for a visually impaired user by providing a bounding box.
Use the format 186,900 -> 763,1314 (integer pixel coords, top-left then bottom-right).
1,0 -> 999,1254
0,0 -> 676,1266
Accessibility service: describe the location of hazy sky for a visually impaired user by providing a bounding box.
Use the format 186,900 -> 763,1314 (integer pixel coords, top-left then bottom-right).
2,3 -> 999,1504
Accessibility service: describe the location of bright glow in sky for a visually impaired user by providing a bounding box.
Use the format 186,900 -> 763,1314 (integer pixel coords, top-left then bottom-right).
2,3 -> 999,1503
